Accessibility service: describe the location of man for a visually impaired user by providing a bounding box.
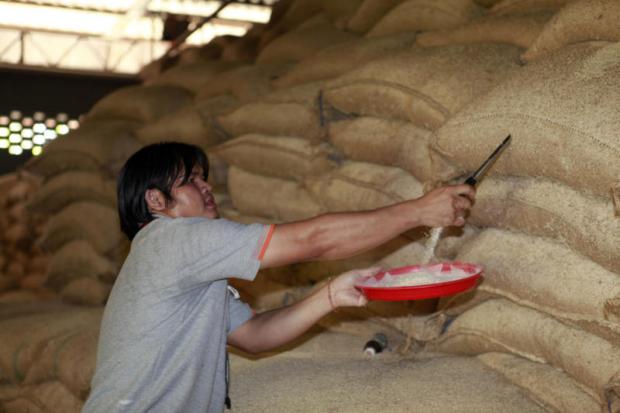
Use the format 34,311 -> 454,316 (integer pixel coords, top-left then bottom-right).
83,142 -> 474,412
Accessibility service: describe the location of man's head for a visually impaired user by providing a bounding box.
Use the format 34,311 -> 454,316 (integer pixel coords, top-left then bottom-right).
117,142 -> 218,240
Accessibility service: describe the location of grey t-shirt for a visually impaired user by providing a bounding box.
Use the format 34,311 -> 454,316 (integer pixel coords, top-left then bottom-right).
83,217 -> 271,413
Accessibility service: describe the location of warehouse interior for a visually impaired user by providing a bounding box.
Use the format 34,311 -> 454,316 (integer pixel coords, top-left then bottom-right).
0,0 -> 619,411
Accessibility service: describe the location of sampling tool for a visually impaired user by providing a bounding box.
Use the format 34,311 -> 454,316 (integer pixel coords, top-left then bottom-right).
464,134 -> 512,187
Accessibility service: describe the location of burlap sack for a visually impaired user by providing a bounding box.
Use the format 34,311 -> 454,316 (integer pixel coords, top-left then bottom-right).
457,228 -> 620,339
148,60 -> 240,94
218,82 -> 325,141
135,95 -> 239,148
475,0 -> 503,6
213,134 -> 337,181
45,240 -> 116,291
0,306 -> 101,383
2,381 -> 83,413
522,0 -> 620,61
231,351 -> 549,413
196,63 -> 292,102
477,352 -> 600,413
367,0 -> 483,38
266,0 -> 364,35
228,166 -> 324,221
274,34 -> 417,88
434,298 -> 620,405
87,85 -> 193,124
25,120 -> 141,179
489,0 -> 571,16
60,276 -> 112,306
257,16 -> 358,64
306,161 -> 423,212
468,176 -> 620,274
324,43 -> 521,130
432,42 -> 620,198
328,117 -> 436,182
416,13 -> 550,49
39,202 -> 123,255
24,327 -> 98,399
346,0 -> 404,33
26,171 -> 115,214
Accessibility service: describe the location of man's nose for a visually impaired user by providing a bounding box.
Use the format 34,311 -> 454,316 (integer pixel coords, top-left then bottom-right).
198,178 -> 212,193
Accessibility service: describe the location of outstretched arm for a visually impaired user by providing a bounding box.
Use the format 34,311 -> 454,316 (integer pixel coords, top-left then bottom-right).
227,267 -> 379,354
260,184 -> 475,269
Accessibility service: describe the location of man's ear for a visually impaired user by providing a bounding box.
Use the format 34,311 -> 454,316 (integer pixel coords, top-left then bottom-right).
145,189 -> 167,213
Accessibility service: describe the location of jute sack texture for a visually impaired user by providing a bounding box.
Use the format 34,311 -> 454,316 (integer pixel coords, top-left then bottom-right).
231,351 -> 549,413
45,240 -> 116,291
0,306 -> 101,383
196,63 -> 292,102
148,60 -> 241,94
477,352 -> 600,413
328,116 -> 437,182
306,161 -> 423,212
0,381 -> 83,413
24,327 -> 99,399
26,171 -> 115,215
218,82 -> 325,141
213,134 -> 337,181
416,13 -> 550,49
59,276 -> 112,306
434,298 -> 620,407
432,42 -> 620,198
25,120 -> 141,179
324,43 -> 521,130
39,202 -> 123,255
489,0 -> 570,16
522,0 -> 620,61
274,34 -> 417,88
257,16 -> 358,64
345,0 -> 404,33
135,95 -> 240,149
266,0 -> 364,34
228,166 -> 324,221
367,0 -> 483,38
456,228 -> 620,339
469,175 -> 620,274
87,85 -> 193,124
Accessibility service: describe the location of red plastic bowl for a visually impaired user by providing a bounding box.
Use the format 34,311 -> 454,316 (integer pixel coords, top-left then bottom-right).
355,262 -> 482,301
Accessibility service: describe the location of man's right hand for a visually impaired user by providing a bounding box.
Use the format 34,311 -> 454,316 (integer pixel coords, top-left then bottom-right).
410,184 -> 476,228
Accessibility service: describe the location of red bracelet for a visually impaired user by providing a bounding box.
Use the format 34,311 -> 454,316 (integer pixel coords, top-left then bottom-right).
327,277 -> 336,311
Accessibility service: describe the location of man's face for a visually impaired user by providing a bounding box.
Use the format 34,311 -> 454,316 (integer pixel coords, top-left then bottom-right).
163,165 -> 219,219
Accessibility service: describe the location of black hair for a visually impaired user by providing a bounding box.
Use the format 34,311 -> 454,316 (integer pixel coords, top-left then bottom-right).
117,142 -> 209,240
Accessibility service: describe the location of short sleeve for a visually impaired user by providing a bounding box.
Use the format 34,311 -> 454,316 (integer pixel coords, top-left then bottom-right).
137,218 -> 273,291
227,286 -> 253,334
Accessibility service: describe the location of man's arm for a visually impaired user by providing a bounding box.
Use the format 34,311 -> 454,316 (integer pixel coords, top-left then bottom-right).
227,267 -> 378,354
260,184 -> 474,269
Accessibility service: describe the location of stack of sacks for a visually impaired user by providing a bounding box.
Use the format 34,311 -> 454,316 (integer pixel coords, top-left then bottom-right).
257,15 -> 359,65
0,302 -> 102,412
23,83 -> 194,306
365,0 -> 484,37
0,172 -> 54,304
427,41 -> 620,411
213,80 -> 334,223
322,43 -> 522,130
259,0 -> 364,44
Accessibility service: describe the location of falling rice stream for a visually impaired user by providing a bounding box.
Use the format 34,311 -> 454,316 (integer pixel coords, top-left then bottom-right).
422,227 -> 444,264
